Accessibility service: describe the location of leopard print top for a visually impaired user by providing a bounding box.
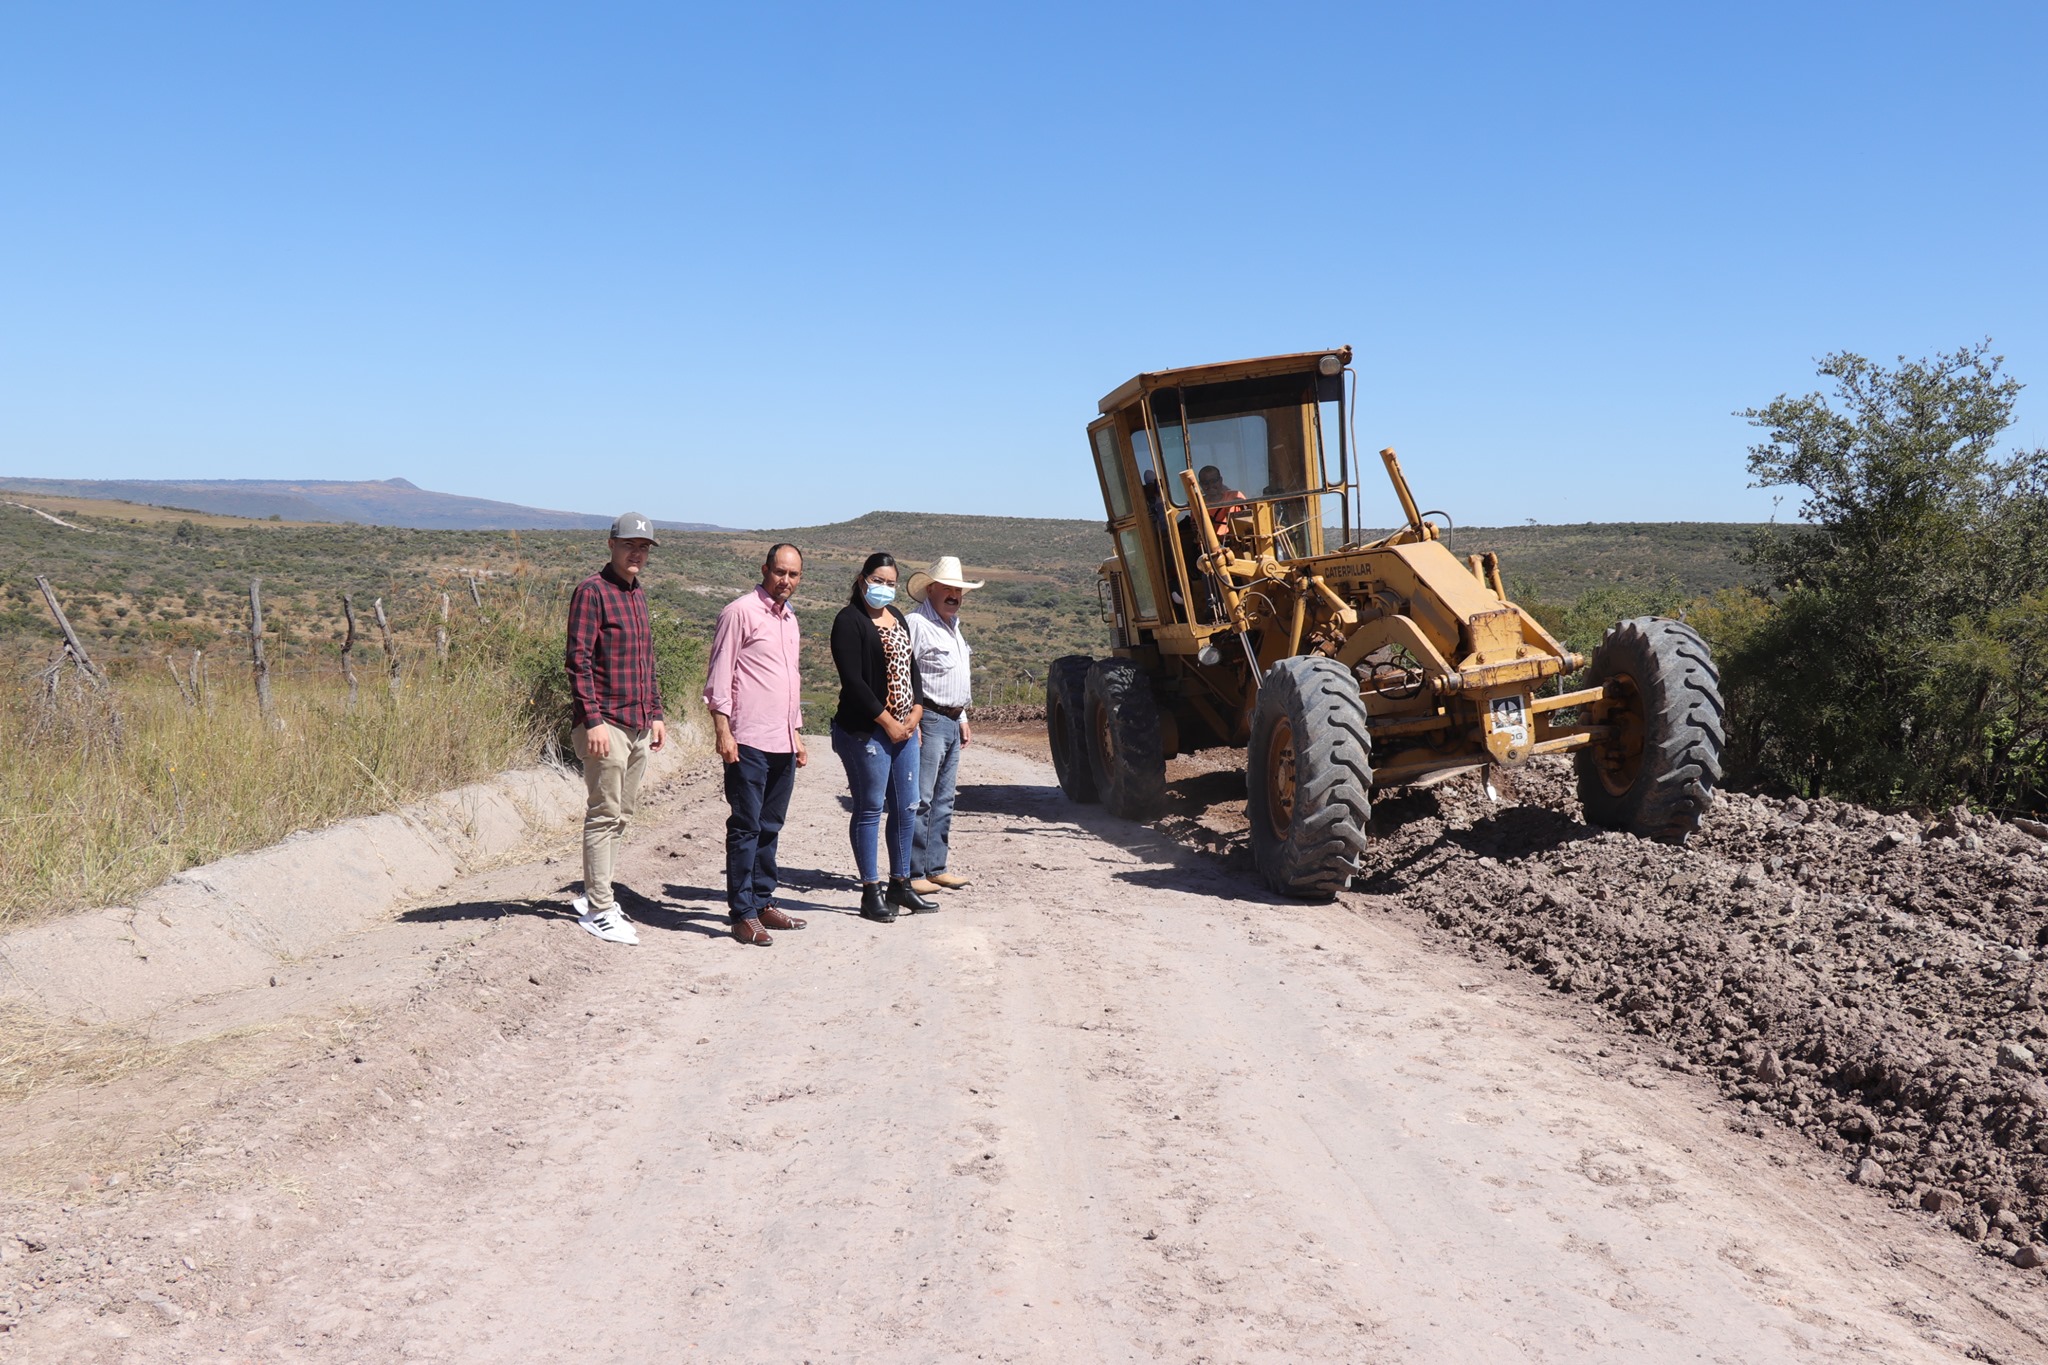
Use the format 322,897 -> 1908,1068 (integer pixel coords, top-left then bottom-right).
878,620 -> 914,721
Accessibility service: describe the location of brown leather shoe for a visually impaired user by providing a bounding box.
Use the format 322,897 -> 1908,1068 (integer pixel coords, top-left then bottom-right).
931,872 -> 972,890
732,917 -> 772,946
907,877 -> 943,896
758,905 -> 806,931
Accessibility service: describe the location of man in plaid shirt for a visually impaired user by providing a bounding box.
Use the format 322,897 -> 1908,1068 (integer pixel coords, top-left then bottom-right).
565,512 -> 667,944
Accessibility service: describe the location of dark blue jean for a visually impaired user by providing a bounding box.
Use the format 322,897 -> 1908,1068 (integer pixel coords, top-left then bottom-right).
912,710 -> 962,877
830,720 -> 920,883
723,744 -> 797,922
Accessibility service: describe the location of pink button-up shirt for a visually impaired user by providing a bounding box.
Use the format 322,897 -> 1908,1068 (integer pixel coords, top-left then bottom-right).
703,586 -> 803,754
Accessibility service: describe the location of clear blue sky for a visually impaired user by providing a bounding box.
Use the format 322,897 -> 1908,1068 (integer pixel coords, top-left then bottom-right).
3,3 -> 2043,529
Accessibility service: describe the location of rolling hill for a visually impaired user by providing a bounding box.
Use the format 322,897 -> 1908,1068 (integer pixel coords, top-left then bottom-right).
0,476 -> 730,532
2,491 -> 1769,714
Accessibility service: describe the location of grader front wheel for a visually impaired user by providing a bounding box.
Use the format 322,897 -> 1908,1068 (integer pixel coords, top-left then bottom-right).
1246,657 -> 1374,899
1576,617 -> 1725,842
1084,659 -> 1166,821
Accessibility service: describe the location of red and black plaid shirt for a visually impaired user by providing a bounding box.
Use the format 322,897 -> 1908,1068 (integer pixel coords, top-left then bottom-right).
565,564 -> 664,731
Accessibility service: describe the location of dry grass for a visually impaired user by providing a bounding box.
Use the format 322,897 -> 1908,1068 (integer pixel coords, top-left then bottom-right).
0,659 -> 543,930
0,1002 -> 171,1100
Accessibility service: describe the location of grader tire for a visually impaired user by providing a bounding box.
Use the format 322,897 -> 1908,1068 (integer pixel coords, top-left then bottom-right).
1575,617 -> 1725,842
1246,656 -> 1374,899
1084,659 -> 1166,821
1046,655 -> 1098,804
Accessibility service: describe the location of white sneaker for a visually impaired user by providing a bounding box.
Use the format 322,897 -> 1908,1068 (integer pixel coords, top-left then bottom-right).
573,896 -> 639,945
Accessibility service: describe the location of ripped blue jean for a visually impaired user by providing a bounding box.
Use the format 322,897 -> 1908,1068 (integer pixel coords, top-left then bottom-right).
830,720 -> 921,883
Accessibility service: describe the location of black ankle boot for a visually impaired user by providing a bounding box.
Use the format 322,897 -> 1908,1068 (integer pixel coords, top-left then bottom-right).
887,877 -> 938,914
859,882 -> 896,923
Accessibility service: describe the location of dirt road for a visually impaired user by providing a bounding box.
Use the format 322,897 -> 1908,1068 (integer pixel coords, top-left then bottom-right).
4,740 -> 2046,1362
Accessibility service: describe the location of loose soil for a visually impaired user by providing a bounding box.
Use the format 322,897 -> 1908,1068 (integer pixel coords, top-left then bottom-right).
3,731 -> 2047,1361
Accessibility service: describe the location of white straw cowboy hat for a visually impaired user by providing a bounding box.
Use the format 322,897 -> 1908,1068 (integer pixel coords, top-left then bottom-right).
907,556 -> 985,602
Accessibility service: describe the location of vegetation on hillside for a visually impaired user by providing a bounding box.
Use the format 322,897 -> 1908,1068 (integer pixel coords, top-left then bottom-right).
2,494 -> 1760,723
1444,521 -> 1759,600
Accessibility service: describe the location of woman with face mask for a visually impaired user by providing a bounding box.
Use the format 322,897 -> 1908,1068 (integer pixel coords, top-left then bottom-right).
829,552 -> 937,921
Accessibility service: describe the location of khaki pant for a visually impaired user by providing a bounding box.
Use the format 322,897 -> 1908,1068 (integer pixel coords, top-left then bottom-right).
572,722 -> 651,913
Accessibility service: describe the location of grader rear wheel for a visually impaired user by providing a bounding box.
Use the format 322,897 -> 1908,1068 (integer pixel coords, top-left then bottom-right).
1045,654 -> 1098,803
1246,657 -> 1374,899
1084,658 -> 1165,821
1576,617 -> 1725,842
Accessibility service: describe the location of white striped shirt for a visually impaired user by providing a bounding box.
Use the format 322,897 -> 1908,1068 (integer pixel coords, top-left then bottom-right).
906,598 -> 973,709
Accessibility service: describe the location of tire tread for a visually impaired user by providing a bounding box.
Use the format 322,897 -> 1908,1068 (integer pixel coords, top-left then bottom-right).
1247,657 -> 1375,898
1085,659 -> 1166,820
1046,655 -> 1098,803
1575,617 -> 1725,843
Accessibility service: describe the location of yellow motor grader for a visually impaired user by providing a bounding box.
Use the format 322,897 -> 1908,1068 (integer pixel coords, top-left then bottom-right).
1046,346 -> 1725,897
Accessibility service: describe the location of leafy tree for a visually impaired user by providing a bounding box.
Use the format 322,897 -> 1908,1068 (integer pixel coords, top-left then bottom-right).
1728,342 -> 2048,809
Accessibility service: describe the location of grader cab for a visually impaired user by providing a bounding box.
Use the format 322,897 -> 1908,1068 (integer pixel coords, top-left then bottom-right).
1046,347 -> 1726,897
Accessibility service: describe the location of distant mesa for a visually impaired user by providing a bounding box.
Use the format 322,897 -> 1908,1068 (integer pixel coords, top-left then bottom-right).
0,476 -> 734,532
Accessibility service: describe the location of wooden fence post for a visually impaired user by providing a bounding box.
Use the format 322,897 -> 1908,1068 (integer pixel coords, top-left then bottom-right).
33,575 -> 106,687
467,574 -> 487,620
373,598 -> 400,695
437,592 -> 450,665
249,578 -> 274,719
193,650 -> 207,710
340,594 -> 360,710
166,654 -> 197,709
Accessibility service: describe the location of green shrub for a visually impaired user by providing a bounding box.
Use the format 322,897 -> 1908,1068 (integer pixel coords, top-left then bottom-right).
1732,344 -> 2048,810
478,610 -> 708,758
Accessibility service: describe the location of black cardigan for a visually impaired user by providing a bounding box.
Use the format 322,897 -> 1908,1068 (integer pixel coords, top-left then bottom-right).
830,603 -> 926,735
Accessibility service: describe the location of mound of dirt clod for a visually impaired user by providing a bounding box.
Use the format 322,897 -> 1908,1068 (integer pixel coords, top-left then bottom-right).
1124,736 -> 2048,1269
1354,763 -> 2048,1266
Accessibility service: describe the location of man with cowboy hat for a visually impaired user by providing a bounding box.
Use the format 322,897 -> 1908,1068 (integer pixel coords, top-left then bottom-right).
904,555 -> 982,896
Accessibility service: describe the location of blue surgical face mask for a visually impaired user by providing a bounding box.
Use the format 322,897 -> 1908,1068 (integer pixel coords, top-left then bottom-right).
864,581 -> 896,609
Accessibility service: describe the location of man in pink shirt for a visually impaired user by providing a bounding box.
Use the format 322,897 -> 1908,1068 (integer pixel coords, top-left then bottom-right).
704,543 -> 809,946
